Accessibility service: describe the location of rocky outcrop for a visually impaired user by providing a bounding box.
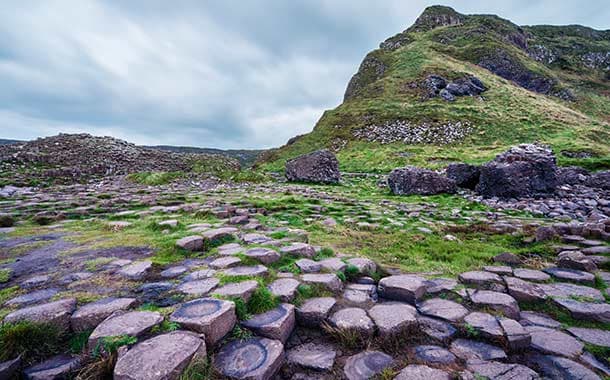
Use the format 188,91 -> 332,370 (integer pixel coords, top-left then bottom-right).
353,120 -> 472,145
476,144 -> 557,198
344,53 -> 387,101
423,75 -> 487,101
409,6 -> 465,32
446,163 -> 481,189
285,150 -> 341,184
388,167 -> 456,195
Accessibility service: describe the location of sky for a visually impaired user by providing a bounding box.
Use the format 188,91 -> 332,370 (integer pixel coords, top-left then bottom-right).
1,1 -> 609,149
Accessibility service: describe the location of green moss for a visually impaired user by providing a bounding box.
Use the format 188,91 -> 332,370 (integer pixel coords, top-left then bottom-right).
0,322 -> 64,364
0,268 -> 11,283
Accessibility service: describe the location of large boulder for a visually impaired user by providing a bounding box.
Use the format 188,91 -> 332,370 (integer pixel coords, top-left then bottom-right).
388,166 -> 456,195
446,163 -> 480,189
285,150 -> 341,184
476,144 -> 557,198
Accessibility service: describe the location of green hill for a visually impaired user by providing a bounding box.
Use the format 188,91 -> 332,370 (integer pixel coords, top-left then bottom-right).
258,5 -> 610,173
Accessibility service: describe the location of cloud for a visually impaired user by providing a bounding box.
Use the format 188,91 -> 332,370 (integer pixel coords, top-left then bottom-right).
0,0 -> 608,148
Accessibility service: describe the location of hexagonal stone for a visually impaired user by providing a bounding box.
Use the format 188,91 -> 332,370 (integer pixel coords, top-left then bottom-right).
544,267 -> 595,285
209,256 -> 241,269
418,316 -> 457,342
466,360 -> 539,380
526,353 -> 600,380
88,311 -> 163,348
346,258 -> 376,275
223,265 -> 269,277
4,298 -> 76,332
329,307 -> 374,338
519,311 -> 561,329
557,251 -> 598,272
114,331 -> 205,380
118,260 -> 152,280
377,275 -> 427,304
183,269 -> 216,282
450,339 -> 507,361
301,273 -> 343,293
170,298 -> 236,346
176,236 -> 203,251
296,297 -> 336,327
242,233 -> 272,245
177,278 -> 220,295
23,355 -> 81,380
319,258 -> 347,272
424,278 -> 458,295
202,227 -> 238,245
242,304 -> 295,343
368,303 -> 417,337
567,327 -> 610,348
280,243 -> 316,258
513,268 -> 551,282
160,266 -> 188,278
553,298 -> 610,323
468,290 -> 520,319
504,276 -> 546,303
268,278 -> 300,302
286,343 -> 336,372
525,326 -> 583,358
296,258 -> 321,273
71,297 -> 137,332
218,243 -> 244,256
343,351 -> 393,380
539,282 -> 604,301
483,266 -> 513,275
5,288 -> 58,307
21,274 -> 50,288
464,312 -> 503,339
214,337 -> 284,380
498,317 -> 531,350
213,280 -> 259,302
243,249 -> 279,266
394,365 -> 451,380
418,298 -> 468,322
414,345 -> 456,366
459,271 -> 503,287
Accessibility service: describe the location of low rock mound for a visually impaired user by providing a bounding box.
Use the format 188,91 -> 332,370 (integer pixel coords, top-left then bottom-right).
285,150 -> 341,184
388,166 -> 457,195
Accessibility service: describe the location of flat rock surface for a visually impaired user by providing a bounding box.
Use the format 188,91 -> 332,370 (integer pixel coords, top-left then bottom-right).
71,297 -> 137,332
5,298 -> 76,332
525,326 -> 583,358
242,303 -> 295,343
377,274 -> 427,304
286,343 -> 336,372
296,297 -> 336,327
394,365 -> 451,380
567,327 -> 610,348
450,339 -> 507,361
214,337 -> 284,380
170,298 -> 236,346
368,303 -> 417,336
343,351 -> 393,380
418,298 -> 468,322
88,311 -> 163,348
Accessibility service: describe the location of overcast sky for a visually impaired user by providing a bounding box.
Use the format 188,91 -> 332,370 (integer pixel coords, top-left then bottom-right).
1,1 -> 608,149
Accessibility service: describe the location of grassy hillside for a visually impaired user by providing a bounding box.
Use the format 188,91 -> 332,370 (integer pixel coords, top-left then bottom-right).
258,6 -> 610,173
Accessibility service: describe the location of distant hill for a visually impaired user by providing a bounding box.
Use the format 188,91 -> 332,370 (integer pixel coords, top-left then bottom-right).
258,5 -> 610,173
0,139 -> 21,145
148,145 -> 264,167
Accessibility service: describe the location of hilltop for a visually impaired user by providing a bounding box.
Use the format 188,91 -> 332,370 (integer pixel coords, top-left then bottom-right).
258,5 -> 610,173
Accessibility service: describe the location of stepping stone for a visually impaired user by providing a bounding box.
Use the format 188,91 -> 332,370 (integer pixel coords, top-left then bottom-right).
424,278 -> 458,295
170,298 -> 236,346
268,278 -> 300,302
346,257 -> 376,275
343,351 -> 393,380
242,233 -> 272,245
583,246 -> 610,255
280,243 -> 316,258
544,267 -> 595,285
540,282 -> 604,301
328,307 -> 374,338
177,278 -> 220,295
342,287 -> 376,306
209,256 -> 241,269
468,290 -> 520,319
464,312 -> 503,339
223,265 -> 269,277
493,252 -> 522,265
513,268 -> 550,282
498,317 -> 531,350
418,298 -> 468,322
418,316 -> 457,342
563,235 -> 585,243
286,343 -> 336,372
519,311 -> 561,329
60,272 -> 93,284
183,269 -> 216,282
214,338 -> 283,380
459,271 -> 503,287
525,326 -> 583,358
160,266 -> 188,278
244,248 -> 280,264
158,219 -> 178,228
110,259 -> 132,267
394,365 -> 451,380
467,361 -> 539,380
319,258 -> 347,272
202,227 -> 238,245
504,277 -> 546,303
114,331 -> 205,380
138,282 -> 174,303
296,297 -> 336,327
118,260 -> 152,280
71,297 -> 137,332
567,327 -> 610,348
377,275 -> 427,304
301,273 -> 343,293
218,243 -> 244,256
88,311 -> 163,348
483,266 -> 513,275
213,280 -> 259,302
5,288 -> 58,307
242,304 -> 295,343
581,352 -> 610,377
554,298 -> 610,323
21,274 -> 50,288
23,355 -> 81,380
176,236 -> 203,251
368,303 -> 417,337
558,251 -> 598,272
413,345 -> 457,365
450,339 -> 507,361
296,258 -> 321,273
4,298 -> 76,332
526,353 -> 601,380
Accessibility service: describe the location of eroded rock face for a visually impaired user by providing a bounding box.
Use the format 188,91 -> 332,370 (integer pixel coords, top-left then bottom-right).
388,167 -> 456,195
476,144 -> 557,198
285,150 -> 341,185
446,163 -> 481,189
344,53 -> 387,101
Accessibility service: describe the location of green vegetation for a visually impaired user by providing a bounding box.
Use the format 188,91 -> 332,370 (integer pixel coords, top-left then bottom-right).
126,171 -> 184,186
0,268 -> 11,283
0,322 -> 63,364
521,299 -> 610,331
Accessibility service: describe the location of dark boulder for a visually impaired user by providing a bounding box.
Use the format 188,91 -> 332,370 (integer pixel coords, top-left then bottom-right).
556,166 -> 590,185
285,150 -> 341,184
388,166 -> 457,195
476,144 -> 558,198
445,77 -> 486,96
446,163 -> 481,190
422,75 -> 486,101
586,170 -> 610,190
0,213 -> 14,228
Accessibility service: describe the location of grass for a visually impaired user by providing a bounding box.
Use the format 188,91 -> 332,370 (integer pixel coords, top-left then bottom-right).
0,268 -> 11,283
126,171 -> 184,186
521,299 -> 610,331
0,321 -> 64,364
